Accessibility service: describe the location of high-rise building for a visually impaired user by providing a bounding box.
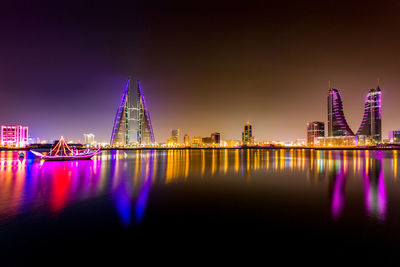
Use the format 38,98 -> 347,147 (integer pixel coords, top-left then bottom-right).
183,134 -> 190,146
306,121 -> 324,146
327,88 -> 354,137
211,132 -> 221,144
356,86 -> 382,142
1,125 -> 29,147
110,79 -> 155,146
389,131 -> 400,143
242,122 -> 254,144
171,129 -> 180,144
84,133 -> 95,145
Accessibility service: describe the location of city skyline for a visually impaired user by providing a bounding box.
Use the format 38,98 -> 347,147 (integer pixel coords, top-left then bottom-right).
2,2 -> 400,142
3,2 -> 400,263
0,81 -> 397,144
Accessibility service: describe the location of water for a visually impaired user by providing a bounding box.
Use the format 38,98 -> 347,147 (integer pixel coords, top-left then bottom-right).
1,149 -> 399,263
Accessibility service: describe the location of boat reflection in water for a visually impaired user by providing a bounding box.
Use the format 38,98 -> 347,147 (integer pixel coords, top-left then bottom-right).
0,149 -> 398,227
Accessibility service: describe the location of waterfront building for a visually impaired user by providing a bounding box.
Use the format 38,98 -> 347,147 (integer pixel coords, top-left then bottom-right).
306,121 -> 324,146
314,135 -> 374,147
110,79 -> 155,146
225,140 -> 241,147
166,138 -> 174,147
1,125 -> 29,147
314,136 -> 356,147
389,131 -> 400,143
211,132 -> 221,144
294,139 -> 306,146
171,129 -> 180,144
191,136 -> 202,147
327,88 -> 354,136
84,133 -> 95,146
202,137 -> 212,144
356,135 -> 375,146
356,86 -> 382,142
183,134 -> 190,146
242,122 -> 254,145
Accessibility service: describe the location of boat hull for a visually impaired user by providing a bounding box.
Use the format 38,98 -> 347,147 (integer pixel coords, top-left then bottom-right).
30,150 -> 101,161
40,155 -> 97,161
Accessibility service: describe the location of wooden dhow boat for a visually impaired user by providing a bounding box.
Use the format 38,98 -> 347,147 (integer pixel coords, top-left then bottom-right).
31,137 -> 101,161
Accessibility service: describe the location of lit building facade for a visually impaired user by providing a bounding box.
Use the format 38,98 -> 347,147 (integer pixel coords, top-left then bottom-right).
314,135 -> 374,147
202,137 -> 212,144
356,135 -> 375,146
1,125 -> 29,147
211,132 -> 221,144
306,121 -> 324,146
84,133 -> 95,145
183,134 -> 190,146
110,79 -> 155,146
314,136 -> 356,147
171,129 -> 180,144
191,136 -> 202,147
356,86 -> 382,142
389,131 -> 400,143
225,140 -> 241,147
242,122 -> 254,145
327,88 -> 354,137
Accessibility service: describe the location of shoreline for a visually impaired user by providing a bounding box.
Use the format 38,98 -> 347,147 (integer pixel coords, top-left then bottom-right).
2,146 -> 400,151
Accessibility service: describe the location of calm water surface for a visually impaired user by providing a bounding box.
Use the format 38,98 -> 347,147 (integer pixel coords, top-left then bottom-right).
1,149 -> 400,263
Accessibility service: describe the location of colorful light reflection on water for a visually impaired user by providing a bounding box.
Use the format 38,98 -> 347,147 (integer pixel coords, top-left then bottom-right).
0,149 -> 398,226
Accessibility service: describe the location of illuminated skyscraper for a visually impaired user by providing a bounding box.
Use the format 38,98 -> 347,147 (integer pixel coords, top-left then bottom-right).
171,129 -> 180,144
110,79 -> 155,146
327,88 -> 354,137
306,121 -> 324,146
242,122 -> 254,145
183,134 -> 190,146
84,133 -> 95,145
356,86 -> 382,142
211,132 -> 221,144
1,125 -> 28,147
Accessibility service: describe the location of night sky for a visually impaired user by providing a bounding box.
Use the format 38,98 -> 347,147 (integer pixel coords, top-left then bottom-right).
1,0 -> 400,143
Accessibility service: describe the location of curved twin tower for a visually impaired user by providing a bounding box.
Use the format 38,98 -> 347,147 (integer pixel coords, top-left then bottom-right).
327,86 -> 382,141
110,79 -> 155,146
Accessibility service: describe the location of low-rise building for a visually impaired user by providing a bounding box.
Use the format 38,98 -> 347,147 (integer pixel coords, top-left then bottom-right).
191,136 -> 202,147
314,135 -> 374,147
314,136 -> 356,147
389,131 -> 400,143
306,121 -> 324,146
1,125 -> 29,147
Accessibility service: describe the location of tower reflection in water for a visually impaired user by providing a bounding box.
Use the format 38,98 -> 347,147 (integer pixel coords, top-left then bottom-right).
325,150 -> 388,222
0,149 -> 397,226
